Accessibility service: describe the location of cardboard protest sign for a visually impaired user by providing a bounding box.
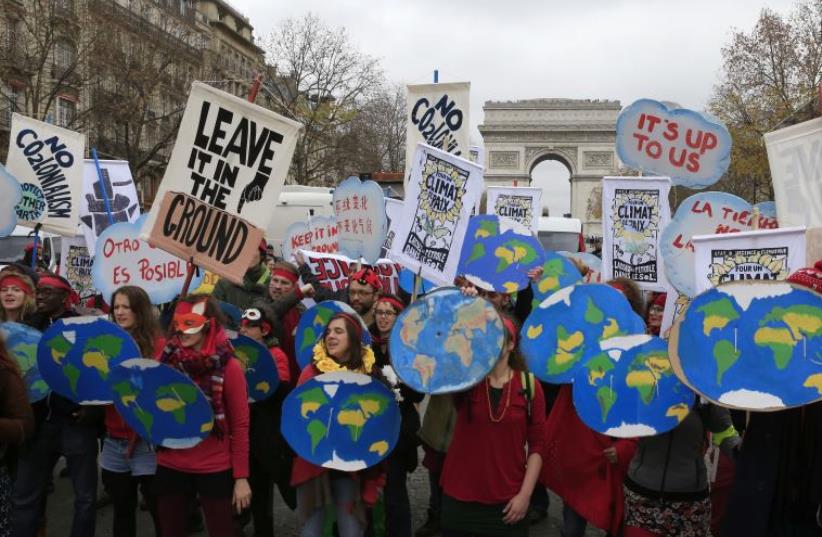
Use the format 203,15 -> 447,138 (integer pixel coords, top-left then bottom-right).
94,215 -> 204,305
37,316 -> 140,405
485,186 -> 542,233
660,192 -> 778,297
333,176 -> 387,263
390,144 -> 484,286
298,250 -> 401,297
572,335 -> 695,438
142,82 -> 301,280
383,198 -> 403,252
59,236 -> 98,300
764,117 -> 822,228
109,359 -> 214,448
692,227 -> 806,295
281,371 -> 400,471
404,82 -> 471,182
6,113 -> 85,236
0,164 -> 23,237
616,99 -> 731,189
389,288 -> 504,393
283,216 -> 341,262
669,281 -> 822,411
80,159 -> 140,254
602,177 -> 671,291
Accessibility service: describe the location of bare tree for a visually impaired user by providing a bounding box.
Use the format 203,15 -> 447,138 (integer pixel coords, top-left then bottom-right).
261,13 -> 385,185
708,0 -> 822,203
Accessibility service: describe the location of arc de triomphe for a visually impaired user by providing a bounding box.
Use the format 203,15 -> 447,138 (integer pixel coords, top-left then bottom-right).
478,98 -> 621,239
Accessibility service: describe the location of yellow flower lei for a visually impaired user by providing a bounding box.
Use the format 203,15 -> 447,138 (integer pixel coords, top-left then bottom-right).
312,341 -> 375,375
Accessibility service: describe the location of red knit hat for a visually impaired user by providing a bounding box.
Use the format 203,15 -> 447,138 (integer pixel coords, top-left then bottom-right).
787,260 -> 822,293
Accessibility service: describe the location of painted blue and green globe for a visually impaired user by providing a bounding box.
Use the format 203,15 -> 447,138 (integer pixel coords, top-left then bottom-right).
1,322 -> 48,402
282,371 -> 400,470
229,333 -> 280,402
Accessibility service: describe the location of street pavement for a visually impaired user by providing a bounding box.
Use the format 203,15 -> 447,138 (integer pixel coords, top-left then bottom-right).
45,456 -> 604,536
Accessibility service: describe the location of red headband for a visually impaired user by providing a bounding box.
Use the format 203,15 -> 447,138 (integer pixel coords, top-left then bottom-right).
350,267 -> 382,291
376,296 -> 404,312
38,275 -> 80,305
0,275 -> 33,296
271,268 -> 298,284
330,312 -> 364,341
652,293 -> 667,308
502,317 -> 518,348
609,282 -> 626,293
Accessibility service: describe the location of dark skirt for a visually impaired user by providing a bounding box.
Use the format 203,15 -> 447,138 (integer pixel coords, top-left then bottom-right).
624,485 -> 711,537
441,494 -> 528,537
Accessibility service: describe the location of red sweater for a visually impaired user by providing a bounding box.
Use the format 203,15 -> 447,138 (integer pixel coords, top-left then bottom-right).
441,374 -> 546,504
158,358 -> 250,478
541,385 -> 637,535
281,305 -> 302,383
105,337 -> 166,440
270,346 -> 291,386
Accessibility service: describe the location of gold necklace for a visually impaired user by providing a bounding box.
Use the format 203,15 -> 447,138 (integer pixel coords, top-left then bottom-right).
486,371 -> 513,423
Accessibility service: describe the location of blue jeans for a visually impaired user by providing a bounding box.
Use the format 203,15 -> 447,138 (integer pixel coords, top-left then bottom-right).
13,420 -> 98,537
561,503 -> 588,537
385,457 -> 412,537
299,476 -> 363,537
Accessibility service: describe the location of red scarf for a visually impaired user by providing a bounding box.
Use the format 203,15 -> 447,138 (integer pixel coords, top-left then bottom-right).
160,324 -> 233,437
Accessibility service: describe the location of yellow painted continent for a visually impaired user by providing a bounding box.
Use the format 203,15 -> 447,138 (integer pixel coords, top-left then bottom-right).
301,401 -> 322,418
626,370 -> 657,389
82,351 -> 110,377
120,394 -> 136,406
256,381 -> 270,394
445,333 -> 472,367
782,312 -> 822,341
666,403 -> 690,423
51,349 -> 67,365
527,324 -> 543,339
337,409 -> 366,428
754,326 -> 797,347
703,315 -> 732,336
156,398 -> 185,412
369,441 -> 389,456
358,399 -> 381,418
804,374 -> 822,395
644,355 -> 671,375
601,318 -> 620,339
503,282 -> 519,294
413,354 -> 436,388
538,276 -> 559,294
201,421 -> 213,433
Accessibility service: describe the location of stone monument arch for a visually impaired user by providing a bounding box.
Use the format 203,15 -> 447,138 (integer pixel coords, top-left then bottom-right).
479,98 -> 621,239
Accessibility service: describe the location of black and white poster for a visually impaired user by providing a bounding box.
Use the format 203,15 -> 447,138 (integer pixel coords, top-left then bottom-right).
486,186 -> 542,233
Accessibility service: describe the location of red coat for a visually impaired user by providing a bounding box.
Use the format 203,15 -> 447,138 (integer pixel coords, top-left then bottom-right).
541,385 -> 636,535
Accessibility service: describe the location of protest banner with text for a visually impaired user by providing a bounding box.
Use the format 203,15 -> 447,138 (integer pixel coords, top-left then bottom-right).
485,186 -> 542,233
59,236 -> 98,299
299,250 -> 401,296
80,159 -> 140,254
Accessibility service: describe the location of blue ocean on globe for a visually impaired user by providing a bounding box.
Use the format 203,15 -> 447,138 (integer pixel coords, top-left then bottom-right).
389,287 -> 505,394
573,335 -> 695,438
1,322 -> 48,402
521,284 -> 646,384
531,250 -> 583,306
673,282 -> 822,410
229,333 -> 280,402
281,371 -> 400,471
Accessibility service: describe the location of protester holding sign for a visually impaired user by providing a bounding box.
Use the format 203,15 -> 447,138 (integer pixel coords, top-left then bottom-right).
438,313 -> 545,537
102,286 -> 164,537
291,313 -> 385,537
212,239 -> 271,311
154,295 -> 250,537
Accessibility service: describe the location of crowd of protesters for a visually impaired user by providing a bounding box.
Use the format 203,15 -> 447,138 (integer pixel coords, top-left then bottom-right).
0,239 -> 821,537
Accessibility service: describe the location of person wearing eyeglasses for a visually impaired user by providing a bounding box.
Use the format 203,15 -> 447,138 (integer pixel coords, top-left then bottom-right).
153,295 -> 251,537
368,295 -> 424,537
239,306 -> 295,537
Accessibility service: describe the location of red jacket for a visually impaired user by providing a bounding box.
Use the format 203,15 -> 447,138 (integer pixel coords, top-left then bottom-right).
158,358 -> 250,478
541,385 -> 637,535
289,364 -> 385,505
441,373 -> 546,504
270,346 -> 292,386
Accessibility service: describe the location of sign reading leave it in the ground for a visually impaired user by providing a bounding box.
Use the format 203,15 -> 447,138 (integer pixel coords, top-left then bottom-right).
616,99 -> 732,189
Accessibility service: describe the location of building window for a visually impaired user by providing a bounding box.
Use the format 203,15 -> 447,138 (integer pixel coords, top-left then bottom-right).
1,86 -> 21,128
54,41 -> 76,71
56,97 -> 76,127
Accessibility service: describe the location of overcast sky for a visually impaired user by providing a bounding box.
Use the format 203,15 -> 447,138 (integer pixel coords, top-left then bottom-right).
231,0 -> 796,216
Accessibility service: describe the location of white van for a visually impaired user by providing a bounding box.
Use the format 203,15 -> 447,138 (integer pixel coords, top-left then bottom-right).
536,216 -> 586,253
267,185 -> 334,258
0,225 -> 59,270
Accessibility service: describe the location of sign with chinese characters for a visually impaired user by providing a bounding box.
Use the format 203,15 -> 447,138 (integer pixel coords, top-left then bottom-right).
602,176 -> 671,291
485,186 -> 542,233
333,176 -> 387,264
389,143 -> 483,286
6,113 -> 85,236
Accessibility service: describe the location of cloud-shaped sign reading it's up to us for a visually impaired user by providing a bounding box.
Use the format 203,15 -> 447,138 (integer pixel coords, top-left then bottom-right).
0,163 -> 23,237
616,99 -> 732,189
333,176 -> 387,264
92,215 -> 204,305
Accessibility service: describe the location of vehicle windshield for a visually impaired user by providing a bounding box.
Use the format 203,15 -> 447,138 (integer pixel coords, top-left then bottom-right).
538,231 -> 580,253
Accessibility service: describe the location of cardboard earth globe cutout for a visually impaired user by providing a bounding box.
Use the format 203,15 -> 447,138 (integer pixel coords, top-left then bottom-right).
109,358 -> 215,448
295,301 -> 371,370
389,287 -> 505,394
281,371 -> 400,470
1,322 -> 48,402
670,281 -> 822,411
37,316 -> 140,404
229,332 -> 280,402
521,284 -> 646,384
457,215 -> 544,293
531,251 -> 583,306
572,334 -> 695,438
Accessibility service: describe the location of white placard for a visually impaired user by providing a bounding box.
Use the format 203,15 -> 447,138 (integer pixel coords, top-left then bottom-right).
80,159 -> 140,255
485,186 -> 542,233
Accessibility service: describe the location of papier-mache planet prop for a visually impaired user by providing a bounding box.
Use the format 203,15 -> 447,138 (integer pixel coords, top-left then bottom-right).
572,334 -> 695,438
229,332 -> 280,402
92,215 -> 204,305
37,317 -> 140,404
661,192 -> 778,297
296,301 -> 371,370
456,215 -> 544,293
521,284 -> 646,384
389,287 -> 505,394
333,175 -> 387,264
281,371 -> 401,470
669,281 -> 822,410
0,322 -> 48,402
0,163 -> 23,237
109,358 -> 214,448
531,251 -> 583,306
615,99 -> 731,189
